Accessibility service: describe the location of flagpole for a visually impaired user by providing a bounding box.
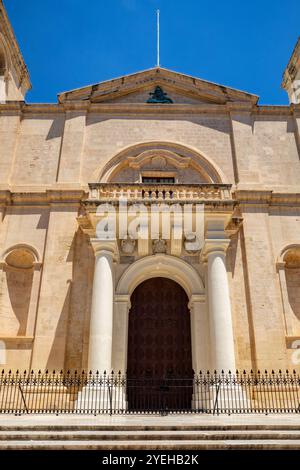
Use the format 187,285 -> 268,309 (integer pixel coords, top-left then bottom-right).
156,9 -> 160,67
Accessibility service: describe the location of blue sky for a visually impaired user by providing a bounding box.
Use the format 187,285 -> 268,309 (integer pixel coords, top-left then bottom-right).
5,0 -> 300,104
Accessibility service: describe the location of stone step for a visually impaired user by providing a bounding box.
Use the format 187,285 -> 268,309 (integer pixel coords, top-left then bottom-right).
1,439 -> 300,450
1,429 -> 300,441
1,423 -> 300,431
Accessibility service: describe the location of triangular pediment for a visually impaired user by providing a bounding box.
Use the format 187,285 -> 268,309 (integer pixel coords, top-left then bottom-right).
58,67 -> 258,105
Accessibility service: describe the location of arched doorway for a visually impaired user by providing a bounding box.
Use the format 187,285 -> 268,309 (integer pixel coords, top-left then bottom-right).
127,277 -> 193,411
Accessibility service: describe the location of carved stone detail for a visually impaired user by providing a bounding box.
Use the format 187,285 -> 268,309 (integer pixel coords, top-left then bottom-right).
151,156 -> 167,168
153,239 -> 167,254
146,86 -> 173,103
121,238 -> 136,254
184,232 -> 202,254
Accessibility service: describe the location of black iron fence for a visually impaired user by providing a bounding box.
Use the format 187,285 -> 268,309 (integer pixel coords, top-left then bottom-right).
0,370 -> 300,415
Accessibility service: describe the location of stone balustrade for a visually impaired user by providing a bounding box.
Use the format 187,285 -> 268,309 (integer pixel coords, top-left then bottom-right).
87,183 -> 232,202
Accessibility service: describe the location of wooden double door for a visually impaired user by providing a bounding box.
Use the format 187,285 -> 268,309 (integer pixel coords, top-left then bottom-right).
127,277 -> 193,411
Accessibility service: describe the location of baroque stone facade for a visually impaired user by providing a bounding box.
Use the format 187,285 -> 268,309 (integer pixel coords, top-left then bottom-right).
0,1 -> 300,375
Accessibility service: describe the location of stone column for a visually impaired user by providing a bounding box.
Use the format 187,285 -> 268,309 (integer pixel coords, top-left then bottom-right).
76,239 -> 119,411
205,240 -> 236,372
88,240 -> 117,373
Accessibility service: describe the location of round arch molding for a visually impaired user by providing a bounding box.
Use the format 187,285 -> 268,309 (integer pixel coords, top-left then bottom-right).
96,141 -> 226,184
1,243 -> 41,269
116,253 -> 204,299
278,243 -> 300,265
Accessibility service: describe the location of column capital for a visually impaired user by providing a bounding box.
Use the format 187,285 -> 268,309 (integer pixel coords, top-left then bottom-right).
114,294 -> 131,310
276,261 -> 286,271
33,261 -> 43,271
188,294 -> 205,310
201,238 -> 230,261
90,238 -> 119,261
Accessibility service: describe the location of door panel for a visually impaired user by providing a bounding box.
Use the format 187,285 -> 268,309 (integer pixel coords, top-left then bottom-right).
127,277 -> 193,410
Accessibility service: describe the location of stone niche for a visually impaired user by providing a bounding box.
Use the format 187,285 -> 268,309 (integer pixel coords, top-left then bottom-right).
0,247 -> 36,336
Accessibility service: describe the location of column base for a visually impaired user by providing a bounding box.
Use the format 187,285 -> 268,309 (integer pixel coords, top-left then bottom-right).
191,383 -> 249,413
75,384 -> 127,413
210,384 -> 250,414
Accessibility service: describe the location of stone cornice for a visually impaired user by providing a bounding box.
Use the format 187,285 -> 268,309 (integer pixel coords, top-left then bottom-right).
0,189 -> 87,206
290,103 -> 300,116
0,101 -> 299,117
1,188 -> 299,209
234,190 -> 300,207
255,105 -> 295,116
0,336 -> 34,344
281,37 -> 300,89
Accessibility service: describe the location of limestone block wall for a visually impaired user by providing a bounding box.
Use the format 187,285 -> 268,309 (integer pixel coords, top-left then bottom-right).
227,231 -> 254,371
30,207 -> 79,371
231,112 -> 300,189
239,207 -> 290,370
0,113 -> 20,183
81,114 -> 234,183
0,107 -> 299,189
64,230 -> 94,371
10,113 -> 65,185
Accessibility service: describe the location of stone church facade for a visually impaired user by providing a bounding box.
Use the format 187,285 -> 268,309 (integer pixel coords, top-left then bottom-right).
0,2 -> 300,378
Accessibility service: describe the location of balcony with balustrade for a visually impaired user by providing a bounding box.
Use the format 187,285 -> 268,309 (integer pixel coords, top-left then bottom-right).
86,182 -> 233,205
